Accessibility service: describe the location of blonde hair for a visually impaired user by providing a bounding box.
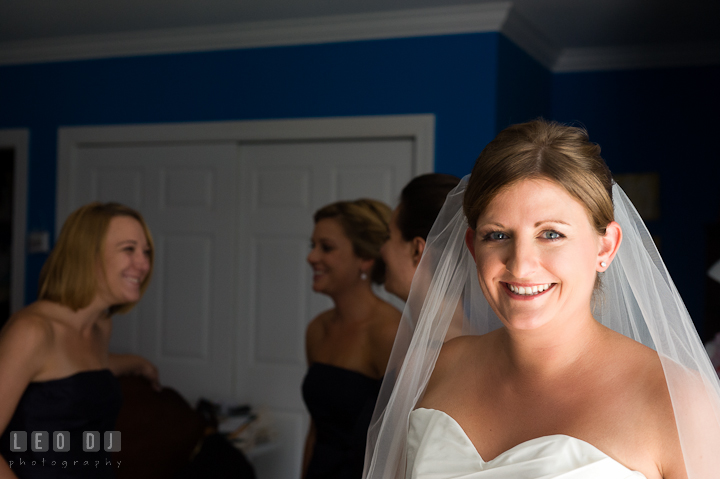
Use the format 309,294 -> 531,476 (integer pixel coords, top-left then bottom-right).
463,119 -> 614,235
38,202 -> 154,315
313,199 -> 391,284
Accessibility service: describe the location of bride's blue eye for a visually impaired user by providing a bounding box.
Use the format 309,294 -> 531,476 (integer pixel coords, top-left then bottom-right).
541,230 -> 564,240
483,231 -> 509,241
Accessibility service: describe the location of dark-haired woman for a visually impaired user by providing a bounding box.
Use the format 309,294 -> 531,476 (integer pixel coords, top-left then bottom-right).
0,203 -> 158,478
381,174 -> 460,302
302,199 -> 401,479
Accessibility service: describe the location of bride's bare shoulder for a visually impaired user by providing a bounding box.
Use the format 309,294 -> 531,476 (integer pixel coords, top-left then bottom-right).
435,330 -> 497,366
603,330 -> 698,478
601,326 -> 662,373
419,331 -> 499,404
601,329 -> 671,406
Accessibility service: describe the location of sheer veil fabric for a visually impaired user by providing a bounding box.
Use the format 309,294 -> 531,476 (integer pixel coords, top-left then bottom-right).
363,175 -> 720,479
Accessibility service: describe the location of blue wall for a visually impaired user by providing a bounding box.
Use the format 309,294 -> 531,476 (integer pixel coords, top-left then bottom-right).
0,33 -> 502,301
1,31 -> 718,333
496,35 -> 552,131
552,65 -> 720,334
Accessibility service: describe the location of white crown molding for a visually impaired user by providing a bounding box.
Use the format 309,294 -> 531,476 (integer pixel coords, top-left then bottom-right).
500,8 -> 559,69
554,41 -> 720,73
0,3 -> 511,66
1,2 -> 715,72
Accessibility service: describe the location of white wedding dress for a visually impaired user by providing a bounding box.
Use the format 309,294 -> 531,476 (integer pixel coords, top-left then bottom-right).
406,408 -> 646,479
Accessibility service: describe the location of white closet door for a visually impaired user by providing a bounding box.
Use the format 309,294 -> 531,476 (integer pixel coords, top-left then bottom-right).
72,143 -> 239,401
236,139 -> 413,478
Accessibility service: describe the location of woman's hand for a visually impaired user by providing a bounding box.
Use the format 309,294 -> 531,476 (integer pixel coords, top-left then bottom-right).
108,354 -> 160,391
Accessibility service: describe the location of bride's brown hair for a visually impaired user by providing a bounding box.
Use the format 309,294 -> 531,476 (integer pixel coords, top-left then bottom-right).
463,119 -> 614,236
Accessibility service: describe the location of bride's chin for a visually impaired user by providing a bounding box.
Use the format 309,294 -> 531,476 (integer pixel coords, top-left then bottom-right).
498,311 -> 553,332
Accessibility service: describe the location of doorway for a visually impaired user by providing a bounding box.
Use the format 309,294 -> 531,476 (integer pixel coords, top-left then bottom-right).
0,129 -> 28,327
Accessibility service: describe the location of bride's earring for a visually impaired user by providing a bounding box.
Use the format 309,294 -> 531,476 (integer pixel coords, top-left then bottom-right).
601,261 -> 607,268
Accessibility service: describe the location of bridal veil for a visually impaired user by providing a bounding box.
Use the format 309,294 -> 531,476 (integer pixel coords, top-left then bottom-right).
363,175 -> 720,478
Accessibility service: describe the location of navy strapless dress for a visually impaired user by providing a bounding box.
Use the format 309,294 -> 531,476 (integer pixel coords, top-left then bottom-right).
302,363 -> 382,479
0,369 -> 122,478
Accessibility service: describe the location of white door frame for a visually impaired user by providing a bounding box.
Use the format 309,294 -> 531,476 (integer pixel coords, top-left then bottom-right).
0,129 -> 28,313
57,115 -> 435,226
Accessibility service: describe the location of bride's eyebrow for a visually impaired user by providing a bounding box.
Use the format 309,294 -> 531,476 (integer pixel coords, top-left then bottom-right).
534,220 -> 571,227
476,222 -> 505,229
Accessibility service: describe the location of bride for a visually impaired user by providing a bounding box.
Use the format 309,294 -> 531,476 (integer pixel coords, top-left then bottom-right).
364,120 -> 720,479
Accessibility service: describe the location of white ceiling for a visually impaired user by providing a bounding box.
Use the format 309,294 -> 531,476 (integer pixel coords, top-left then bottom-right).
1,0 -> 718,71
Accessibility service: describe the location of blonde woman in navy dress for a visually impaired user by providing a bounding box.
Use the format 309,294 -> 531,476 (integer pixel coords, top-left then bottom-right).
303,199 -> 401,479
0,203 -> 158,478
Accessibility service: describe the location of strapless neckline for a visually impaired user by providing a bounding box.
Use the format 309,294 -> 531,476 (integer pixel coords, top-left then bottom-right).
310,362 -> 382,382
406,408 -> 646,478
416,408 -> 610,463
30,368 -> 113,384
0,367 -> 121,478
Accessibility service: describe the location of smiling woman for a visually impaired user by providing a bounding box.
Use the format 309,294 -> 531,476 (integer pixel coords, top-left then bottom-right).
37,203 -> 154,316
302,199 -> 401,479
364,120 -> 720,479
0,202 -> 159,479
465,178 -> 620,331
97,216 -> 152,307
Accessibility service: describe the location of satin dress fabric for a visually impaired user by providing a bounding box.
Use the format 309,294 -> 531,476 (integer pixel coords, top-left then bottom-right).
406,408 -> 646,479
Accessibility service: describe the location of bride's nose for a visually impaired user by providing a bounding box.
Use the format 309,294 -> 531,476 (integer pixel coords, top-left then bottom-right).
504,238 -> 538,278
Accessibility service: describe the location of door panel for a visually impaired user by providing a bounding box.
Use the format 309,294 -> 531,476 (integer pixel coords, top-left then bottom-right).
160,234 -> 211,359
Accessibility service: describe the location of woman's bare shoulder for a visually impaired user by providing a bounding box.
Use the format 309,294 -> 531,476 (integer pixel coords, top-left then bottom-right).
376,298 -> 402,318
438,331 -> 497,365
1,305 -> 56,345
600,330 -> 688,477
419,332 -> 497,409
0,304 -> 56,381
369,300 -> 402,340
307,308 -> 335,329
599,328 -> 670,405
604,328 -> 667,384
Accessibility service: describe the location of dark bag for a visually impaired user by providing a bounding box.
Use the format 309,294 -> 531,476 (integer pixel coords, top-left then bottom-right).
114,376 -> 208,479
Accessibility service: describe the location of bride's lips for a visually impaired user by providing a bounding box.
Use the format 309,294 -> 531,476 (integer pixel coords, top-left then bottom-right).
502,282 -> 556,300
